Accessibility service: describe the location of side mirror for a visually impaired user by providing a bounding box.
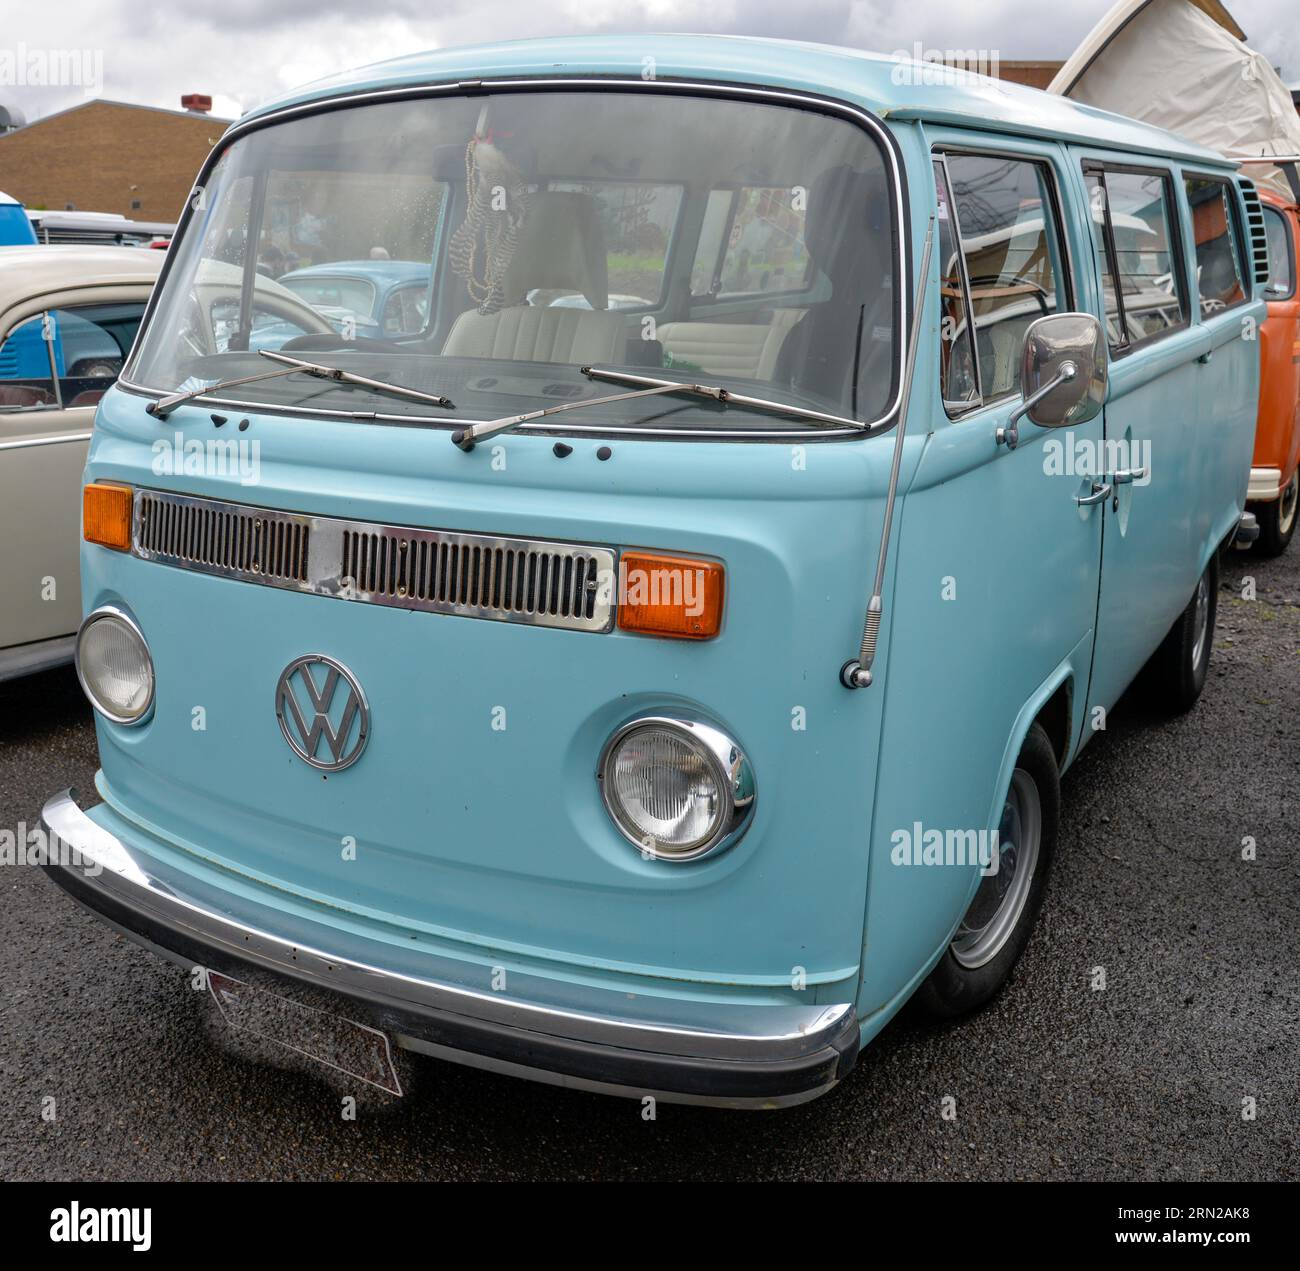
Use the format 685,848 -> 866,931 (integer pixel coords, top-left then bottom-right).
996,312 -> 1107,449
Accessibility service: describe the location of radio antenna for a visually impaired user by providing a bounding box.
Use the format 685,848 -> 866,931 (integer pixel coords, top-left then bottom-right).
841,214 -> 935,690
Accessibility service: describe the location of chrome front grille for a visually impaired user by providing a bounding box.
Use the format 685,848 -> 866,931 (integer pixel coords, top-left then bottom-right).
341,529 -> 606,625
135,491 -> 311,585
131,489 -> 617,633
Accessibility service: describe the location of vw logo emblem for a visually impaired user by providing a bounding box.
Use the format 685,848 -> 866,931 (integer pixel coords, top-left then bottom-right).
275,654 -> 370,771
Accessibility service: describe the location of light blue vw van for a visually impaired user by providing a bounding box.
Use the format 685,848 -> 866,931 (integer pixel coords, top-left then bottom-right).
42,36 -> 1265,1107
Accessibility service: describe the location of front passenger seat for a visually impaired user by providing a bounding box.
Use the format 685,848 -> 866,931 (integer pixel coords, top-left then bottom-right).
442,192 -> 627,365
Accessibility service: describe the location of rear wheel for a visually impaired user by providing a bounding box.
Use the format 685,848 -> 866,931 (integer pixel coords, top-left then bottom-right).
1144,553 -> 1218,714
914,723 -> 1059,1020
1253,471 -> 1298,558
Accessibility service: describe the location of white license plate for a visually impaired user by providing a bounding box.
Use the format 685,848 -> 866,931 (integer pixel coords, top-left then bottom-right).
207,970 -> 402,1095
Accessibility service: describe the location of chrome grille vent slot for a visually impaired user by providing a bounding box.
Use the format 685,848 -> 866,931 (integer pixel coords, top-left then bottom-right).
135,491 -> 311,584
1237,178 -> 1272,287
130,489 -> 616,633
341,530 -> 604,624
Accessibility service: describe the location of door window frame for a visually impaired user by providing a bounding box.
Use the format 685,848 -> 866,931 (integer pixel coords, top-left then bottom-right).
1082,159 -> 1191,356
932,143 -> 1078,417
1180,170 -> 1252,318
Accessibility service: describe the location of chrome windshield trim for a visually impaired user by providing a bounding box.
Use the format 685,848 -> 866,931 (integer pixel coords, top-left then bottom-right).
40,787 -> 856,1065
120,75 -> 909,442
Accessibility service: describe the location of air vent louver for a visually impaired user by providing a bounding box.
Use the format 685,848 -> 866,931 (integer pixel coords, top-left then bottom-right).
1237,178 -> 1272,287
132,490 -> 615,633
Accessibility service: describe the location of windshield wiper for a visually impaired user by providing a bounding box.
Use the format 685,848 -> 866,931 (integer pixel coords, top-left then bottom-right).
146,350 -> 455,420
451,366 -> 860,451
147,361 -> 312,418
259,350 -> 455,411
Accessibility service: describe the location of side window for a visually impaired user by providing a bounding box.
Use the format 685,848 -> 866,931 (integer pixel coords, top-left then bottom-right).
1086,166 -> 1187,350
382,284 -> 429,336
1184,176 -> 1247,314
47,303 -> 146,406
547,180 -> 682,308
0,314 -> 57,411
943,152 -> 1070,401
689,186 -> 811,299
933,159 -> 979,411
1264,206 -> 1296,299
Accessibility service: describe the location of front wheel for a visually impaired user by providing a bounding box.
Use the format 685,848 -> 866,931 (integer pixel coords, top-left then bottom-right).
913,722 -> 1059,1020
1252,471 -> 1299,558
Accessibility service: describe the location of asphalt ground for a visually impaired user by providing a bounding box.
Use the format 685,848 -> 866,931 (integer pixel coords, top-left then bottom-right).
1,542 -> 1296,1181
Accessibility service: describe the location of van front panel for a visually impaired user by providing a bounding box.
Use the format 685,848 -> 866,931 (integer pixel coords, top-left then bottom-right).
83,387 -> 904,993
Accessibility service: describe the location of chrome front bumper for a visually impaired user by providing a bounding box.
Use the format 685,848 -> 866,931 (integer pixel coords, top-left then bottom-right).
39,789 -> 858,1108
1247,467 -> 1283,503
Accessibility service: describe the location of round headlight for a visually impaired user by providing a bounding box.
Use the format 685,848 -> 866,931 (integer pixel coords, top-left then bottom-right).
599,716 -> 755,861
76,607 -> 154,724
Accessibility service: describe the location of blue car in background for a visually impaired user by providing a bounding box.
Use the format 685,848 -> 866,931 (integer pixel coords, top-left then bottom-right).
0,288 -> 140,384
0,191 -> 38,246
275,260 -> 432,340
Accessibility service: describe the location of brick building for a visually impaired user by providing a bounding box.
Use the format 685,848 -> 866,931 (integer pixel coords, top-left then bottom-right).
0,99 -> 230,221
997,61 -> 1065,90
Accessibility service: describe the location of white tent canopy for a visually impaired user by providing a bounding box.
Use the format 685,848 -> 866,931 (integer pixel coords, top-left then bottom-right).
1049,0 -> 1300,200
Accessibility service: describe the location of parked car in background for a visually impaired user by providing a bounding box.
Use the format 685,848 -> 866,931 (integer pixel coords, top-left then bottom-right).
44,35 -> 1263,1107
191,258 -> 335,354
0,191 -> 38,246
276,260 -> 433,339
27,210 -> 176,248
0,245 -> 161,681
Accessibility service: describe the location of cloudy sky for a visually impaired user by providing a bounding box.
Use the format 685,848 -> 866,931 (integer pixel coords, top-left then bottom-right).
2,0 -> 1296,123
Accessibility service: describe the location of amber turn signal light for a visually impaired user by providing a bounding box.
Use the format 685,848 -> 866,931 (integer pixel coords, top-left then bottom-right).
617,551 -> 724,640
83,483 -> 134,552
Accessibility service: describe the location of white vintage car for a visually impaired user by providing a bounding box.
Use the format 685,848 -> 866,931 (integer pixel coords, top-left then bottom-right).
0,245 -> 163,681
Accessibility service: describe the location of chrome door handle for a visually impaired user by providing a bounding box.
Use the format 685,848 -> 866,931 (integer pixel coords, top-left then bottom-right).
1112,467 -> 1148,484
1076,481 -> 1112,506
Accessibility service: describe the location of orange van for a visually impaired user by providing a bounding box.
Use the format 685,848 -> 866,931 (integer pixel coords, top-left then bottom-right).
1246,176 -> 1300,555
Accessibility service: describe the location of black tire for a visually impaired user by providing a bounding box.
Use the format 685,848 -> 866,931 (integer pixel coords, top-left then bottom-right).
1252,472 -> 1299,558
67,357 -> 121,379
1143,552 -> 1218,714
913,722 -> 1059,1020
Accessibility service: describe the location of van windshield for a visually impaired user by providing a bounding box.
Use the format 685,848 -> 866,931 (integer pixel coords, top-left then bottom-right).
127,90 -> 900,435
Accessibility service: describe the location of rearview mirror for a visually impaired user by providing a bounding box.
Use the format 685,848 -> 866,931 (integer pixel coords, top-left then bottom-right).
996,312 -> 1107,449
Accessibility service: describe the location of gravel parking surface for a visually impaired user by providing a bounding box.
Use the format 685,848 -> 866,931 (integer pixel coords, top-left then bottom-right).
1,543 -> 1296,1181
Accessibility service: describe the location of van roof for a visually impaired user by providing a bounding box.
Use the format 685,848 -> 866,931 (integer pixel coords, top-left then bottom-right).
240,33 -> 1235,168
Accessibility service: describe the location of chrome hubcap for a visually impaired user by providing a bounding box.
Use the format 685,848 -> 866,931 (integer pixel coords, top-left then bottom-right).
1279,472 -> 1298,536
951,768 -> 1042,969
1191,571 -> 1210,668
